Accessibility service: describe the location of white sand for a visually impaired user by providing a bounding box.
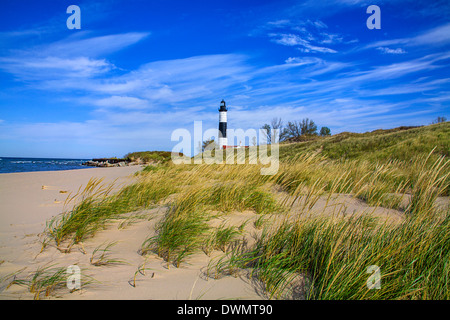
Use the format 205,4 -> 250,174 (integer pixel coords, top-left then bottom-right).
0,166 -> 265,300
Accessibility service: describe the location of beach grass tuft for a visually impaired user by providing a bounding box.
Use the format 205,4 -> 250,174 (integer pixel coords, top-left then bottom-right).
90,241 -> 126,266
7,264 -> 89,300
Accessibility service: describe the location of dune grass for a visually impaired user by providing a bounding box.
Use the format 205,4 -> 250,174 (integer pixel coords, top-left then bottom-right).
6,264 -> 89,300
279,121 -> 449,162
207,153 -> 450,299
90,241 -> 126,266
124,151 -> 178,163
213,209 -> 450,299
204,221 -> 246,255
138,174 -> 278,267
43,172 -> 180,248
140,193 -> 211,268
39,122 -> 449,299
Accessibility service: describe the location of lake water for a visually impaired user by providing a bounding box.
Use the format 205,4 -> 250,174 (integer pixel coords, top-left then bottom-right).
0,157 -> 93,174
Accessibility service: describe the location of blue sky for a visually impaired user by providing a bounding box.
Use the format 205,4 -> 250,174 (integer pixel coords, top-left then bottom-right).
0,0 -> 449,158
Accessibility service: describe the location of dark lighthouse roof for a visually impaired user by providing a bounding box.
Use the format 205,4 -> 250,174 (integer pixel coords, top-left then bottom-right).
219,99 -> 228,112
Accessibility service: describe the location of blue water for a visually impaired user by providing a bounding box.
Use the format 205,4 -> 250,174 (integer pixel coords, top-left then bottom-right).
0,157 -> 93,174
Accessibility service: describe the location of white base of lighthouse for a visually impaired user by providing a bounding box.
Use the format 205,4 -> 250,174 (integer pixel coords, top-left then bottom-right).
219,137 -> 227,149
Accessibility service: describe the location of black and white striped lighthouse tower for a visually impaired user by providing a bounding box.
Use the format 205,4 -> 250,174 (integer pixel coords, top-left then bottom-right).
218,99 -> 228,149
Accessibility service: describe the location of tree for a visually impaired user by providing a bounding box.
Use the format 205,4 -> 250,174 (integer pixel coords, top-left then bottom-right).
320,126 -> 331,136
261,118 -> 284,144
283,120 -> 302,139
300,118 -> 317,135
271,117 -> 283,130
432,116 -> 447,124
281,118 -> 318,140
271,117 -> 283,143
261,123 -> 271,144
202,138 -> 218,152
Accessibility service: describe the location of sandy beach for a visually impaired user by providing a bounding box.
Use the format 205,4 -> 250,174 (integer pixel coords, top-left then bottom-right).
0,166 -> 264,300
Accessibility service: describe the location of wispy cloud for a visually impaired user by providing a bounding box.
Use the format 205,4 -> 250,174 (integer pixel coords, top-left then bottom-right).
365,23 -> 450,50
0,56 -> 115,80
298,43 -> 337,54
355,78 -> 450,97
312,20 -> 328,29
90,96 -> 151,110
0,32 -> 149,82
269,33 -> 303,46
262,17 -> 351,54
376,47 -> 407,54
38,32 -> 150,58
345,53 -> 450,82
319,33 -> 343,45
269,33 -> 337,53
266,19 -> 292,27
28,54 -> 252,106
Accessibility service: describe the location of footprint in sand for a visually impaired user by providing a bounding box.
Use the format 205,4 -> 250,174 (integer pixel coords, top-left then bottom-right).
42,186 -> 68,193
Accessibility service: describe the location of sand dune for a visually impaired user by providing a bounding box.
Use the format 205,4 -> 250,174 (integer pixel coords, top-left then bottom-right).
0,166 -> 263,300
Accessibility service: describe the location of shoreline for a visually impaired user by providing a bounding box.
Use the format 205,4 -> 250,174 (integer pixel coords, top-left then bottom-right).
0,166 -> 96,175
0,165 -> 141,175
0,166 -> 143,232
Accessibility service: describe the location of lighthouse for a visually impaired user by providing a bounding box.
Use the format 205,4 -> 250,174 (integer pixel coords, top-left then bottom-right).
218,99 -> 228,149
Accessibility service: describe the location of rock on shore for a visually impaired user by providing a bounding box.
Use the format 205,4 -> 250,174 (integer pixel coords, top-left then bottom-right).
82,158 -> 136,167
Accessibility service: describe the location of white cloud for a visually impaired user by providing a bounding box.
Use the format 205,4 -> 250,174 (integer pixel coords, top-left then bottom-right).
0,56 -> 114,80
267,19 -> 292,27
92,96 -> 151,110
319,32 -> 343,44
269,33 -> 337,53
356,78 -> 450,97
37,32 -> 150,58
36,54 -> 252,106
298,44 -> 337,54
266,19 -> 328,30
285,57 -> 316,64
306,61 -> 352,76
312,20 -> 328,29
264,18 -> 345,54
376,47 -> 407,54
365,23 -> 450,50
269,33 -> 304,46
249,52 -> 450,103
0,32 -> 149,81
349,53 -> 449,81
